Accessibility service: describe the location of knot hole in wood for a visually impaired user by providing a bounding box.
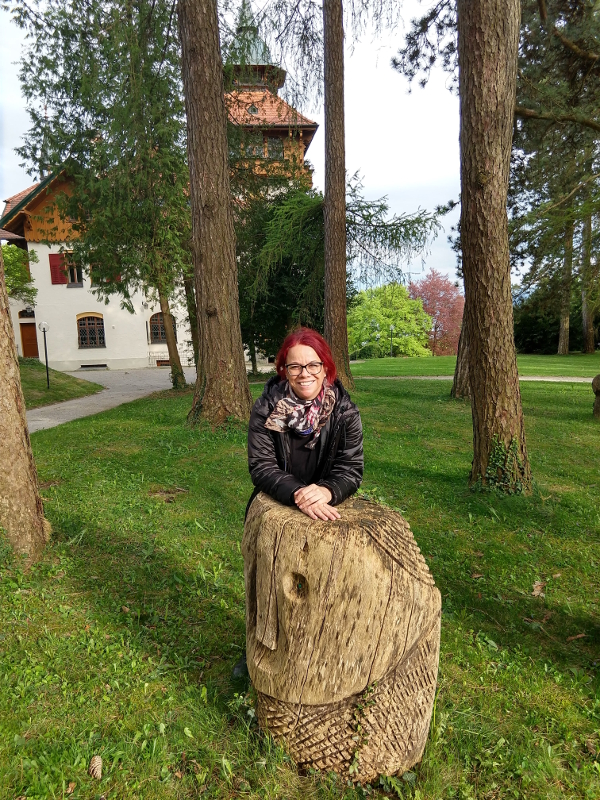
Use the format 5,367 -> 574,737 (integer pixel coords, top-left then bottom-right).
284,572 -> 308,602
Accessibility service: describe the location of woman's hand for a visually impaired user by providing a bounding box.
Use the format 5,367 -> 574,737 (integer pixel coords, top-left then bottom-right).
294,484 -> 341,521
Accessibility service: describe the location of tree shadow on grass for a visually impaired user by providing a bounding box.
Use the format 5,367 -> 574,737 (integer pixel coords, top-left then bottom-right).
40,507 -> 248,698
362,461 -> 600,676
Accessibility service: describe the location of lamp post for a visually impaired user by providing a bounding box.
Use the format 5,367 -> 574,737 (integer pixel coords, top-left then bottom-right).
38,321 -> 50,389
390,324 -> 395,358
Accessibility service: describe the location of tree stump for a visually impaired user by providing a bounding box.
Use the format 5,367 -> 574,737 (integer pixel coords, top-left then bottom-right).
593,375 -> 600,419
242,493 -> 441,783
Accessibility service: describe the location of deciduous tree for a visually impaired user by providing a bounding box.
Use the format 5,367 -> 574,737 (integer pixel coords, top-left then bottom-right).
347,283 -> 432,359
1,244 -> 37,306
409,269 -> 464,355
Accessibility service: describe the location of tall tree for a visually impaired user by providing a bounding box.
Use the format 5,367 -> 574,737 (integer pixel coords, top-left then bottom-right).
580,211 -> 597,354
178,0 -> 252,424
13,0 -> 190,389
458,0 -> 531,490
0,248 -> 47,564
322,0 -> 352,386
557,219 -> 574,354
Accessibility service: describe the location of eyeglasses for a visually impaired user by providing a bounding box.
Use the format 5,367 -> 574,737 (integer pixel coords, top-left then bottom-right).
285,361 -> 323,377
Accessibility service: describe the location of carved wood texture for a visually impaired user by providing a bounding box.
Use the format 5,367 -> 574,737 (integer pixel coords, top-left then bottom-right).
242,494 -> 441,782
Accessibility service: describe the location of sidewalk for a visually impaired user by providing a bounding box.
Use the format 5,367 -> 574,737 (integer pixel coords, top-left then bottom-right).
27,369 -> 594,434
27,367 -> 197,433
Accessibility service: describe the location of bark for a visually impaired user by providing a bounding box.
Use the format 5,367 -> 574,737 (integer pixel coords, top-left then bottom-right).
158,285 -> 186,389
322,0 -> 353,389
458,0 -> 531,491
182,270 -> 199,367
450,324 -> 470,399
0,247 -> 47,564
581,213 -> 596,354
557,220 -> 573,355
178,0 -> 252,424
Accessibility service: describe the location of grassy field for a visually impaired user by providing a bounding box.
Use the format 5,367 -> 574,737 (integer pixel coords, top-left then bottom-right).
1,381 -> 599,799
20,357 -> 104,409
351,353 -> 600,378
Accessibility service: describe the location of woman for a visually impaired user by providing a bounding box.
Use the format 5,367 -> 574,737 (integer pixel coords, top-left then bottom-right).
247,328 -> 363,520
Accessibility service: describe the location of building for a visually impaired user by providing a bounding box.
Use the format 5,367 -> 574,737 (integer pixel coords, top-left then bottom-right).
1,4 -> 317,372
0,173 -> 194,371
225,4 -> 318,180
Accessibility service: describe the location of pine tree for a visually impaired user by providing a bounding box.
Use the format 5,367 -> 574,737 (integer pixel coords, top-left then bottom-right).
0,248 -> 47,564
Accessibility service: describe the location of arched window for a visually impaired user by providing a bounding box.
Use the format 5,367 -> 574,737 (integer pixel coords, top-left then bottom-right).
149,312 -> 177,343
77,314 -> 106,348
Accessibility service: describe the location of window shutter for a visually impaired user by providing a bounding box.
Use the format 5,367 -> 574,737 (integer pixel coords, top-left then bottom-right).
49,253 -> 68,285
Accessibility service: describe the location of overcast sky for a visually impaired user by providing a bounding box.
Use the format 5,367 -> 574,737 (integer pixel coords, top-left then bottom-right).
0,1 -> 460,281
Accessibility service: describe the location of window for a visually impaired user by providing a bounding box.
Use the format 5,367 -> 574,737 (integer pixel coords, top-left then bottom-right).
149,312 -> 177,343
49,252 -> 81,285
67,263 -> 83,286
267,138 -> 285,160
78,315 -> 106,348
49,253 -> 68,285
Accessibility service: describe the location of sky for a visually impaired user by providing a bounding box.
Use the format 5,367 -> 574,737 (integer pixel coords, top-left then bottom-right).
0,1 -> 461,282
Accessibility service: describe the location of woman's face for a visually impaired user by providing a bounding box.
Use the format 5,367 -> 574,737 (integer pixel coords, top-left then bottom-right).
285,344 -> 327,401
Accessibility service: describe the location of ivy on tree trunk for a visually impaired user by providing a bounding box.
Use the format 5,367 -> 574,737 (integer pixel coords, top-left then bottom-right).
457,0 -> 531,492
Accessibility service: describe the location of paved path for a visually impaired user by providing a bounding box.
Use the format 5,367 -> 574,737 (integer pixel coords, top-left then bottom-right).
27,367 -> 197,433
27,369 -> 594,434
354,375 -> 592,383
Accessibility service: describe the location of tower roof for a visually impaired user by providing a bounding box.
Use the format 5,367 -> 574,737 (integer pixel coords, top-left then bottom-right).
228,0 -> 286,89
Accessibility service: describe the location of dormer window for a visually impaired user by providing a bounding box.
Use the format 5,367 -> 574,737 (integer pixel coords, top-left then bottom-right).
248,104 -> 258,115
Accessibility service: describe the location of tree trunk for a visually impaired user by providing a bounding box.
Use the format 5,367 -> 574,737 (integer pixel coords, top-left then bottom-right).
0,248 -> 47,564
182,269 -> 199,367
557,220 -> 573,355
158,285 -> 186,389
248,337 -> 258,374
457,0 -> 531,491
178,0 -> 252,424
581,213 -> 596,354
322,0 -> 353,389
451,324 -> 471,399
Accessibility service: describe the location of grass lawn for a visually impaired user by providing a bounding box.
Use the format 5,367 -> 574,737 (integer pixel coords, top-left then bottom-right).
352,353 -> 600,378
20,357 -> 104,409
1,381 -> 599,799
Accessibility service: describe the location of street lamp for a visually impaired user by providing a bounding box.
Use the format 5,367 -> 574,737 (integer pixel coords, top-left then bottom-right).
38,321 -> 50,389
390,324 -> 395,358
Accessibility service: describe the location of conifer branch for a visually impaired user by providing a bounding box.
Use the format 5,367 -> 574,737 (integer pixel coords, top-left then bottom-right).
514,105 -> 600,133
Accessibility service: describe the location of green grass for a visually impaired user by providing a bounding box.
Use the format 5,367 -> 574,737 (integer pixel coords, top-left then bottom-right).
20,357 -> 104,409
352,353 -> 600,378
1,381 -> 599,799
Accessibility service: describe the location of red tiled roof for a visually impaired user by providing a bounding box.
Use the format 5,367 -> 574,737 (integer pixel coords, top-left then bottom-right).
0,228 -> 26,241
226,89 -> 317,129
2,182 -> 41,218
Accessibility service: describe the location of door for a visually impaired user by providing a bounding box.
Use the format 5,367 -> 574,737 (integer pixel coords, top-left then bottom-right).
20,323 -> 39,358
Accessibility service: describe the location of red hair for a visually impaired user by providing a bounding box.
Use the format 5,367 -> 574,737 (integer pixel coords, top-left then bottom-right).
275,328 -> 337,384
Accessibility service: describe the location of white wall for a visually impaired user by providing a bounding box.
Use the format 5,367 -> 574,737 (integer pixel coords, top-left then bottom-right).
9,243 -> 194,371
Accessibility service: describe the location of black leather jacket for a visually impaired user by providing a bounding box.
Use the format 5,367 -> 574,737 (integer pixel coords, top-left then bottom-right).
247,376 -> 364,511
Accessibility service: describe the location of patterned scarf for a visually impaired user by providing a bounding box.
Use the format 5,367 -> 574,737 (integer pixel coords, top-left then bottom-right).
264,381 -> 336,449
